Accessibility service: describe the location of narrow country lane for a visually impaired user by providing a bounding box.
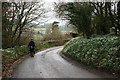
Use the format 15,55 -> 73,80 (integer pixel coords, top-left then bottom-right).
12,46 -> 115,78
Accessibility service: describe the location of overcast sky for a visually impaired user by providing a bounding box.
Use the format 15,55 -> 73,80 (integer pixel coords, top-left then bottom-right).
40,1 -> 67,26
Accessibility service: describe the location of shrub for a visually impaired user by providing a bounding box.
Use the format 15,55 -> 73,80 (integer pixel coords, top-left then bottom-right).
42,22 -> 68,41
2,45 -> 29,71
62,34 -> 120,76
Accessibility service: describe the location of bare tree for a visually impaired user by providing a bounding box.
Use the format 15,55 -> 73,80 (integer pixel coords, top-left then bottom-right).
2,2 -> 46,48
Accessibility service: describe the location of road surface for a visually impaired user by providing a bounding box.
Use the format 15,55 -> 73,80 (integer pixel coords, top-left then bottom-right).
12,46 -> 115,78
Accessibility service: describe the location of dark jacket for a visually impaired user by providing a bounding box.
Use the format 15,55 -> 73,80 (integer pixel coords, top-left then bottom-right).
28,41 -> 35,50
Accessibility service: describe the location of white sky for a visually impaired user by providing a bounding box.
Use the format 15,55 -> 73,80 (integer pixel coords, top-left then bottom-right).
40,1 -> 67,26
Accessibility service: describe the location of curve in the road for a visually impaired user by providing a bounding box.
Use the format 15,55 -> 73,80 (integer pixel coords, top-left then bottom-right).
12,46 -> 115,78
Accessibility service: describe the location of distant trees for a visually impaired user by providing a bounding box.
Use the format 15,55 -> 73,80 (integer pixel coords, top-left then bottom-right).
43,21 -> 66,40
55,1 -> 120,38
51,21 -> 64,40
2,2 -> 45,48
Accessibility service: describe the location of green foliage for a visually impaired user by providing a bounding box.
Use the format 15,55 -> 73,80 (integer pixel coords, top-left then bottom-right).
35,43 -> 58,51
62,34 -> 120,75
56,3 -> 93,38
55,2 -> 120,37
2,45 -> 29,71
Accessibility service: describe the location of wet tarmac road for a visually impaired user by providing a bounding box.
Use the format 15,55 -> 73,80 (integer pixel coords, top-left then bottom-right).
12,46 -> 115,78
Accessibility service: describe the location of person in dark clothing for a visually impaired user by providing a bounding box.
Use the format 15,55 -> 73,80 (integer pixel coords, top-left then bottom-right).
28,39 -> 35,57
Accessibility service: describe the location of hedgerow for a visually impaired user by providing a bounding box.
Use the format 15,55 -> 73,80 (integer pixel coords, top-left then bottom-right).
62,34 -> 120,76
2,45 -> 29,72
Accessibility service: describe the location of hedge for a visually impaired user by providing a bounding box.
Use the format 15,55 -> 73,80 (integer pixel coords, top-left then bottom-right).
62,34 -> 120,76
